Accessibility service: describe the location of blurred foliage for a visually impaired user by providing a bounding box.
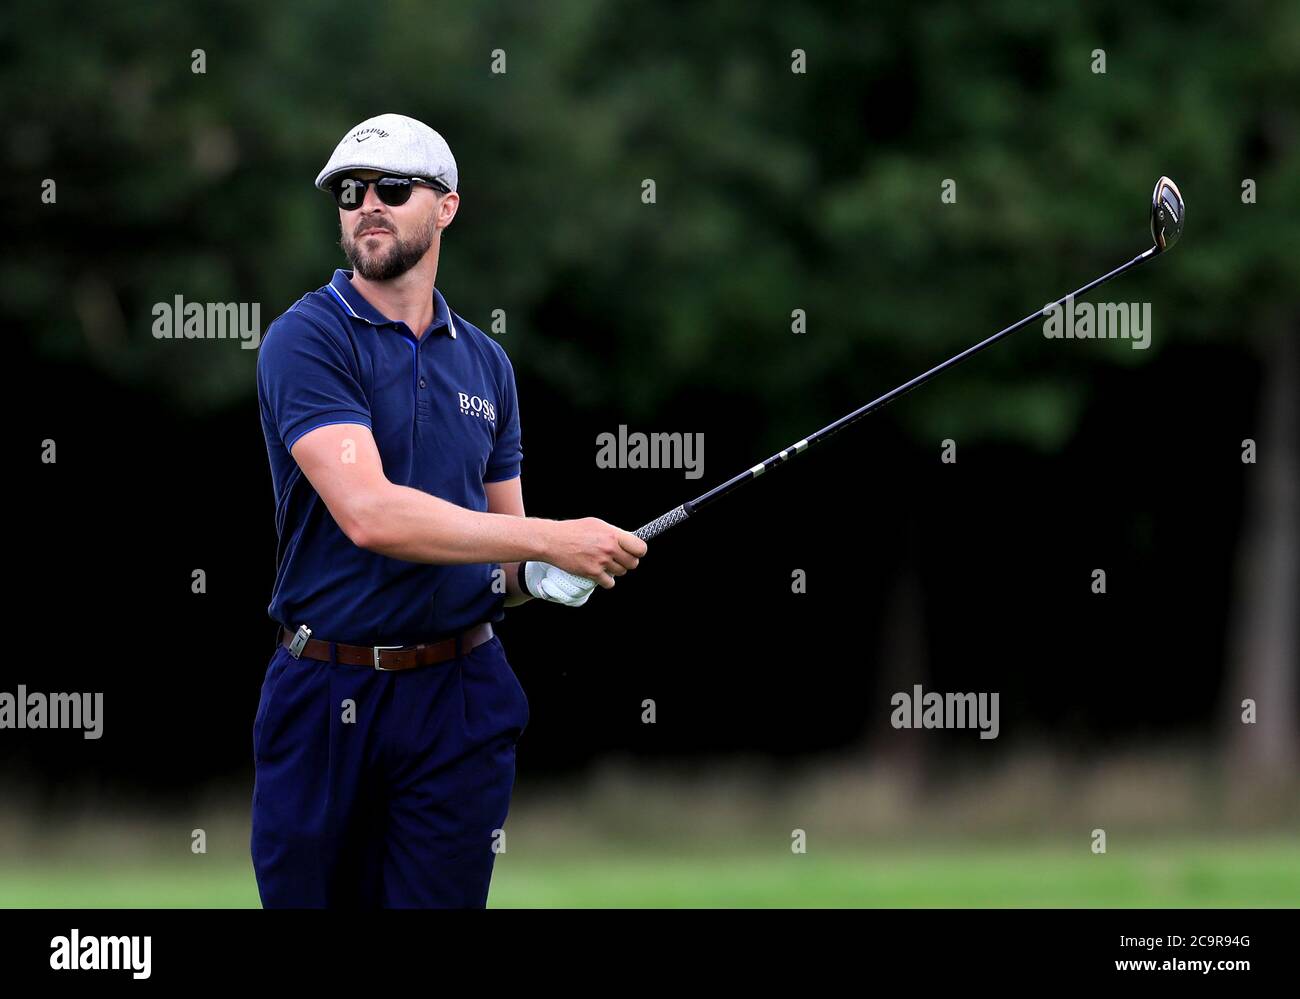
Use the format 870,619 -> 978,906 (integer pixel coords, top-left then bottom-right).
4,0 -> 1297,448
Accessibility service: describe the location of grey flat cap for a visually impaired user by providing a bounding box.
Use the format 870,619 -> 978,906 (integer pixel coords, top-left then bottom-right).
315,113 -> 458,192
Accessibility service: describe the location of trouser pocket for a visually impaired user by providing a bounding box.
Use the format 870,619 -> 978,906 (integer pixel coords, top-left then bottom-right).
252,648 -> 292,764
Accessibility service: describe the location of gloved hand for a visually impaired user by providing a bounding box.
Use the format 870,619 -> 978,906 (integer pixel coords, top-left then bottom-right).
520,560 -> 597,607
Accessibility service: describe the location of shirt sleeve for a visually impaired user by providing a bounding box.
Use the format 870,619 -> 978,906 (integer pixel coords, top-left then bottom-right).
257,312 -> 372,452
484,356 -> 522,482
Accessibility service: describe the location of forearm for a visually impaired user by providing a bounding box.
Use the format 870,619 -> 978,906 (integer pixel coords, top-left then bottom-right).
350,482 -> 552,565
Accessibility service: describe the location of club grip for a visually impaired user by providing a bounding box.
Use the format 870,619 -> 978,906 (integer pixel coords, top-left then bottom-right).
634,504 -> 689,541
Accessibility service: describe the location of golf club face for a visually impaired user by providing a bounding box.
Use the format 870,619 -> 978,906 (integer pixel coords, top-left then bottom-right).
1151,176 -> 1184,252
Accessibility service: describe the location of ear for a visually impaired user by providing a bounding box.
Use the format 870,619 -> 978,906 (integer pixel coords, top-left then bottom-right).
438,191 -> 460,232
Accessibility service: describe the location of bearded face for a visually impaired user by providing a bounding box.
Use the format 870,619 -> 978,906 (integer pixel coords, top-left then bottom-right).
339,202 -> 440,281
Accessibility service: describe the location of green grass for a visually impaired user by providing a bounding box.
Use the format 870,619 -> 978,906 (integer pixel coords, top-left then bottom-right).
3,837 -> 1297,907
491,839 -> 1300,907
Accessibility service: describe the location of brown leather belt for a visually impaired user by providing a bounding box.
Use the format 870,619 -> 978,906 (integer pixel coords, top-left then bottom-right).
280,622 -> 494,671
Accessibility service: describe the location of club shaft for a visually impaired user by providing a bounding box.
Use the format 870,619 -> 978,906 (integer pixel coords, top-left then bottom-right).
633,246 -> 1157,541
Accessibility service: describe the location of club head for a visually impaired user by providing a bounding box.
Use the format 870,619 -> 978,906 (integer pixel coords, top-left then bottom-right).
1150,176 -> 1184,253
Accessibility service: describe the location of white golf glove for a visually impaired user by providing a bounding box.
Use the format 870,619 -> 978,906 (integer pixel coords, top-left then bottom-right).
521,560 -> 597,607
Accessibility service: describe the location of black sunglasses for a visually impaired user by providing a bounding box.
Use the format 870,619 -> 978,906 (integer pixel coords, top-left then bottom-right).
329,174 -> 449,210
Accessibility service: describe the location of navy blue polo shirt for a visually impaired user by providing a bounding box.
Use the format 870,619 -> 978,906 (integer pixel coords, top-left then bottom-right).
256,269 -> 522,647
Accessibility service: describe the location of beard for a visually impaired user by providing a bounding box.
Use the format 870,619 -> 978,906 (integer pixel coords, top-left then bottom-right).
340,212 -> 438,281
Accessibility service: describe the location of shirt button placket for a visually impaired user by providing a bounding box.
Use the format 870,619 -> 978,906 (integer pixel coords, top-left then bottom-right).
415,344 -> 432,422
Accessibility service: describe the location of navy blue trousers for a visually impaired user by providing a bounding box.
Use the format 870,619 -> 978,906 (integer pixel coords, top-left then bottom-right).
250,632 -> 529,908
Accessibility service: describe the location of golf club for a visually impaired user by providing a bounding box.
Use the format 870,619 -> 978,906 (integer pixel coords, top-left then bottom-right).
588,177 -> 1184,559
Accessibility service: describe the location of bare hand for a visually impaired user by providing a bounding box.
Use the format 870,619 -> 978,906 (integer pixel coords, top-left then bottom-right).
543,517 -> 647,588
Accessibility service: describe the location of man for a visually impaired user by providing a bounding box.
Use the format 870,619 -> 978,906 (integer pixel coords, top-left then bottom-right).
251,112 -> 647,908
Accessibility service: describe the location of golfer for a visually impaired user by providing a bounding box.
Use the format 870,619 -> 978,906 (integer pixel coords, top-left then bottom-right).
251,112 -> 647,908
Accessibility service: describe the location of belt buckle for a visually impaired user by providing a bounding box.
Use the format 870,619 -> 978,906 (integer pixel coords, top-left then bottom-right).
288,625 -> 312,659
373,644 -> 404,671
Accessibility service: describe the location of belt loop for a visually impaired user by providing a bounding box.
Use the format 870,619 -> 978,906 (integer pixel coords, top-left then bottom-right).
329,641 -> 338,667
454,630 -> 464,659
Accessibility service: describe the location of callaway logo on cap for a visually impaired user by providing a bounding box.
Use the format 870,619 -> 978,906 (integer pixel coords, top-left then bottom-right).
315,113 -> 458,192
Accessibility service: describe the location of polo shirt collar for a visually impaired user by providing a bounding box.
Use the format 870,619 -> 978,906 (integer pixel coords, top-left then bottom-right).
326,268 -> 457,339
